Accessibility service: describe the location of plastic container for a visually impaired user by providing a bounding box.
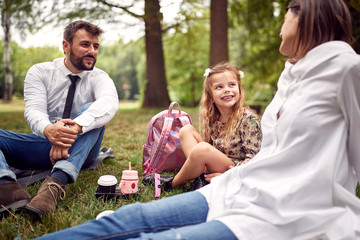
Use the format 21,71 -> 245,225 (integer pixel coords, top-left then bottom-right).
119,170 -> 139,194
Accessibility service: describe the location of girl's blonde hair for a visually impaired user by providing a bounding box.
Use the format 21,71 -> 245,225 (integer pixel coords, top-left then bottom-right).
199,62 -> 245,143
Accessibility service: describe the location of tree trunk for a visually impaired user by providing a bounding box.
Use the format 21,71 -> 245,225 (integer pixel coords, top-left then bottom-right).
2,11 -> 13,102
210,0 -> 228,66
142,0 -> 171,108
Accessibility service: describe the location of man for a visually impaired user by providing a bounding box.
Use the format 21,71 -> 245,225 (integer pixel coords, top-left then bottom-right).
0,20 -> 118,216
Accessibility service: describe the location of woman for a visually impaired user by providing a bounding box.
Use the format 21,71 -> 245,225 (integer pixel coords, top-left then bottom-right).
36,0 -> 360,239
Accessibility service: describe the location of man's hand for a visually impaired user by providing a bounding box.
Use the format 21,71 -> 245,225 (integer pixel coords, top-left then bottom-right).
44,119 -> 79,147
68,122 -> 83,133
44,119 -> 83,164
50,145 -> 70,165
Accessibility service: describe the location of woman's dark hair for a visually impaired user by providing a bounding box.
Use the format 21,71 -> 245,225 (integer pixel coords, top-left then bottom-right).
63,20 -> 104,44
289,0 -> 354,59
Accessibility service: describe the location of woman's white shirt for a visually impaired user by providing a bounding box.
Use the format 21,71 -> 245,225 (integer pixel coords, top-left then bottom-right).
199,41 -> 360,240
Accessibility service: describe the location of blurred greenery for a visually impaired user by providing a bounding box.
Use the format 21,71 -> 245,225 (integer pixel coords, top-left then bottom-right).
0,0 -> 359,111
0,0 -> 293,113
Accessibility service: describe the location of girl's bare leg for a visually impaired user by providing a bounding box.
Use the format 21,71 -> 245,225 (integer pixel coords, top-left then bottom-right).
172,142 -> 235,188
179,125 -> 204,158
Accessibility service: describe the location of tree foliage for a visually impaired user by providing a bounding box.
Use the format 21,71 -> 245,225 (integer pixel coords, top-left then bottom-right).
0,41 -> 63,98
228,0 -> 288,109
163,0 -> 209,106
96,39 -> 143,101
0,0 -> 53,101
0,0 -> 49,37
52,0 -> 171,108
1,0 -> 359,111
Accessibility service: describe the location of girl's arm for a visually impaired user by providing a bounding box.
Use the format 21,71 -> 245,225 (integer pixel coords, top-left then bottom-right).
237,110 -> 262,166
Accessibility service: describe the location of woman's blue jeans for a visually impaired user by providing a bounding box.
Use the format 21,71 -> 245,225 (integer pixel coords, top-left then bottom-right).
0,103 -> 105,182
35,191 -> 237,240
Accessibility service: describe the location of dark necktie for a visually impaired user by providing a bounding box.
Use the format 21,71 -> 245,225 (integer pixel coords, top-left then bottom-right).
62,75 -> 80,119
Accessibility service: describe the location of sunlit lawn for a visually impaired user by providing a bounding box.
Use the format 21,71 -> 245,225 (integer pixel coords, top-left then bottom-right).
0,98 -> 142,113
0,98 -> 199,240
0,97 -> 25,113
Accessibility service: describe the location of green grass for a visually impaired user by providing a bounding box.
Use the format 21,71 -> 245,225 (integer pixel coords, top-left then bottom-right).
0,97 -> 26,113
0,100 -> 199,240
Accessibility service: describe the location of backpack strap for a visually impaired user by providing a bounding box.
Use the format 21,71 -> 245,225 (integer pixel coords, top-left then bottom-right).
167,102 -> 181,117
169,102 -> 192,125
144,116 -> 174,175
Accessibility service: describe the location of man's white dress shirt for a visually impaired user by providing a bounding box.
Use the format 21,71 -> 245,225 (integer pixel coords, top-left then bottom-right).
24,57 -> 118,137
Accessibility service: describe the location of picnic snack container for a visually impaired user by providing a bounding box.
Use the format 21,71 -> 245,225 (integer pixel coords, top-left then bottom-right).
119,170 -> 139,194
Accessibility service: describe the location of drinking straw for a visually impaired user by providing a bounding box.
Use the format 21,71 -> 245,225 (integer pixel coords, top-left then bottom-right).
129,162 -> 131,171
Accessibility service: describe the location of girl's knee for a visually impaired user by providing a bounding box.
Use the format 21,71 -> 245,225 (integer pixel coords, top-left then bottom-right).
190,142 -> 213,159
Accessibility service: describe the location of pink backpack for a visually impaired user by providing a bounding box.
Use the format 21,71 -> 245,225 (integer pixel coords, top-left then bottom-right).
143,102 -> 192,175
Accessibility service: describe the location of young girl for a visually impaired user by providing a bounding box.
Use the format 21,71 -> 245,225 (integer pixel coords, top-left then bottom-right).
36,0 -> 360,239
143,63 -> 262,191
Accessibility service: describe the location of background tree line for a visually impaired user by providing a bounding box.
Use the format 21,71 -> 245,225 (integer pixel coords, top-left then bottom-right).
1,0 -> 359,112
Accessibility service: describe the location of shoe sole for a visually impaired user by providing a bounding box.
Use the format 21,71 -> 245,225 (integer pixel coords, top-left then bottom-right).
0,199 -> 30,214
24,204 -> 45,216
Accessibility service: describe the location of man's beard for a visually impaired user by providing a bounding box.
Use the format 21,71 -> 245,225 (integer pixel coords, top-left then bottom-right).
69,49 -> 96,71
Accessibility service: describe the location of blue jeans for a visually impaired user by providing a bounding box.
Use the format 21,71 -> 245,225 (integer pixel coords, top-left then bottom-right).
0,103 -> 105,182
35,191 -> 237,240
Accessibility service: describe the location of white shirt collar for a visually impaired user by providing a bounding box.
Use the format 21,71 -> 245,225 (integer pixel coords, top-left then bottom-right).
59,57 -> 88,79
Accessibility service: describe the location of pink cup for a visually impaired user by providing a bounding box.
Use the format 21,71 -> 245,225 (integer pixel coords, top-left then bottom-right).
119,170 -> 139,194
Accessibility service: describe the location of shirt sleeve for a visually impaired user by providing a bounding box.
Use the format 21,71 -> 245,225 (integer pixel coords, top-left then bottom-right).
338,60 -> 360,183
237,110 -> 262,166
74,71 -> 119,134
24,65 -> 51,137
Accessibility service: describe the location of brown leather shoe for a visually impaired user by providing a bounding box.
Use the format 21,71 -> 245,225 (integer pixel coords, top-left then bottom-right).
0,181 -> 30,213
25,176 -> 65,216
